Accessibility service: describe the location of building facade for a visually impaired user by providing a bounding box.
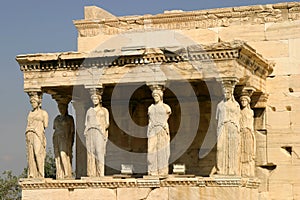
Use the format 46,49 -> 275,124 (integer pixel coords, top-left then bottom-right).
17,2 -> 300,200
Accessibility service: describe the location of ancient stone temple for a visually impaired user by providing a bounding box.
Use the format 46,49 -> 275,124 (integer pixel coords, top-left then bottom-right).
16,2 -> 300,200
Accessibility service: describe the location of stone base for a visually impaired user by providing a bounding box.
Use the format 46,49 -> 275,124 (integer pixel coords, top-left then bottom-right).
20,176 -> 260,200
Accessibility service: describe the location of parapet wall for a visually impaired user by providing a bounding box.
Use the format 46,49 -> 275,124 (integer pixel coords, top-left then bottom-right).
74,2 -> 300,36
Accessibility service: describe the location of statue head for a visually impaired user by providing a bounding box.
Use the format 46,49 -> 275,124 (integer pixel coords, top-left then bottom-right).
152,89 -> 163,103
240,95 -> 251,108
89,88 -> 103,106
91,94 -> 102,106
58,103 -> 68,116
29,95 -> 41,109
220,78 -> 237,101
223,87 -> 233,101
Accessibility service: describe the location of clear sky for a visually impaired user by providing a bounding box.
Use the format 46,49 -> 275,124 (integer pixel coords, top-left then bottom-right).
0,0 -> 295,175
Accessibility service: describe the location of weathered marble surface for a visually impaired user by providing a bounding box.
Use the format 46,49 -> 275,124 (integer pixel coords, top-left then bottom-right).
240,95 -> 256,177
147,85 -> 171,176
17,2 -> 300,199
85,90 -> 109,177
25,93 -> 48,178
53,102 -> 75,179
215,80 -> 240,176
19,177 -> 260,200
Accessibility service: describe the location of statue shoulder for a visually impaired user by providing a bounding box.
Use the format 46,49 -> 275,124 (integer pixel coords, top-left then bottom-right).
163,103 -> 171,113
234,100 -> 240,107
41,109 -> 48,117
217,100 -> 224,109
101,107 -> 109,117
67,114 -> 74,120
148,104 -> 154,110
86,107 -> 94,114
54,115 -> 60,121
148,104 -> 154,114
102,106 -> 109,112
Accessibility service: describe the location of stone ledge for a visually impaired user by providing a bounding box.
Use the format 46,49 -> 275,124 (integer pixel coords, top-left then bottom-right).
19,176 -> 260,190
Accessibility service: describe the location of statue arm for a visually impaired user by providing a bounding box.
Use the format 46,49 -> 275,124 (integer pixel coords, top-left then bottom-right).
43,110 -> 49,129
216,103 -> 220,123
251,109 -> 255,131
84,109 -> 89,135
70,116 -> 75,146
252,131 -> 256,158
25,112 -> 31,133
71,116 -> 75,135
235,103 -> 241,131
105,108 -> 109,129
147,105 -> 152,128
53,116 -> 58,129
148,105 -> 152,115
165,104 -> 171,116
251,109 -> 255,155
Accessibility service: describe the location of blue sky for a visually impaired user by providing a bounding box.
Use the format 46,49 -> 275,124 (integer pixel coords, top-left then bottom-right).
0,0 -> 295,175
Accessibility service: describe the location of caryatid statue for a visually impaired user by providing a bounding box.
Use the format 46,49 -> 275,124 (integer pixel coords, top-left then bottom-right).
53,98 -> 75,179
25,92 -> 48,178
216,79 -> 241,176
147,85 -> 171,176
84,88 -> 109,177
240,94 -> 256,177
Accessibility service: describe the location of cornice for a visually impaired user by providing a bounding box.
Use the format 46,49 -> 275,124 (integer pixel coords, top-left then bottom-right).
16,41 -> 272,78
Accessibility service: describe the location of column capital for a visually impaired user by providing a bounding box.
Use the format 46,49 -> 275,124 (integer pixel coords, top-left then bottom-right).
84,84 -> 103,90
51,94 -> 72,105
88,87 -> 103,97
217,77 -> 239,93
240,86 -> 256,97
24,87 -> 42,93
146,81 -> 166,92
85,84 -> 104,97
26,91 -> 43,102
217,77 -> 239,86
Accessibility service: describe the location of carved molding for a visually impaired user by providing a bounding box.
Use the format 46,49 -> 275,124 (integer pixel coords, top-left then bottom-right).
205,178 -> 241,187
137,179 -> 160,188
160,178 -> 201,187
19,177 -> 260,190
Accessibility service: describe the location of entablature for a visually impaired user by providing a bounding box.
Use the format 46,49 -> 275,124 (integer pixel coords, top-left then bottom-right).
16,41 -> 273,93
